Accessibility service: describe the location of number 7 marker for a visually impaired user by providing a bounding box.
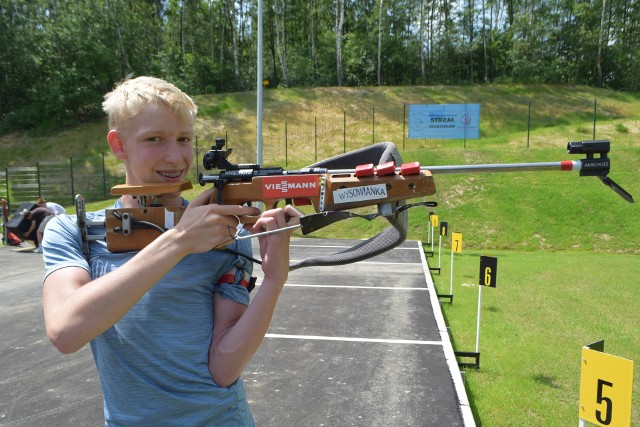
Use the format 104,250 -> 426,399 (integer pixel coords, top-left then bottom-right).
448,232 -> 463,298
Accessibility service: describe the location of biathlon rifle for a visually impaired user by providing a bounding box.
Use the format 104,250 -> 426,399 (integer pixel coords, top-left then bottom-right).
198,138 -> 632,231
79,139 -> 632,269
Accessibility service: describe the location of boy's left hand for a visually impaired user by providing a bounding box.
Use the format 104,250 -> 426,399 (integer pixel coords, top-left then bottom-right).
247,205 -> 303,282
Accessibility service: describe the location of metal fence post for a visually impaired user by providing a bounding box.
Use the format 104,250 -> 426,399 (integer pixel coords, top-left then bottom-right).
102,152 -> 107,199
343,110 -> 346,153
527,100 -> 531,148
402,103 -> 406,151
37,161 -> 42,198
69,157 -> 75,205
195,136 -> 199,180
4,167 -> 9,211
372,107 -> 375,145
593,98 -> 597,139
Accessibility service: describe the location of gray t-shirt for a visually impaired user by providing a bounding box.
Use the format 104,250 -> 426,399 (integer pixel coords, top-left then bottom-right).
42,200 -> 255,426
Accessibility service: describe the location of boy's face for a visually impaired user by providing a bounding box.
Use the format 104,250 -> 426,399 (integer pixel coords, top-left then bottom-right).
109,104 -> 194,186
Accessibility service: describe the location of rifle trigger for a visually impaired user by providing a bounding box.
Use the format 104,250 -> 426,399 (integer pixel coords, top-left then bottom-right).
234,216 -> 245,238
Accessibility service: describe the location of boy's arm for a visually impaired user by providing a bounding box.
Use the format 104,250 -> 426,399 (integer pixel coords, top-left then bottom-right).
209,205 -> 300,387
43,190 -> 261,354
44,230 -> 198,353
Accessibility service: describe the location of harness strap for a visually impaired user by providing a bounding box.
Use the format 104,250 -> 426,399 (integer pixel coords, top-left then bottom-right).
217,271 -> 256,292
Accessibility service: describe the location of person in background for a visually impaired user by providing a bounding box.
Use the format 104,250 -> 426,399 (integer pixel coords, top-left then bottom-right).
37,198 -> 66,215
33,198 -> 67,253
41,76 -> 300,425
20,206 -> 54,251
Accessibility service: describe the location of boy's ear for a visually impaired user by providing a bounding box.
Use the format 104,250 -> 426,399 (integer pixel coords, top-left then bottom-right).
107,130 -> 127,160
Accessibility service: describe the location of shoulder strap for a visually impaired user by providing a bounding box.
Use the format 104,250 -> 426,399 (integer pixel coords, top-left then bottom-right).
289,142 -> 408,271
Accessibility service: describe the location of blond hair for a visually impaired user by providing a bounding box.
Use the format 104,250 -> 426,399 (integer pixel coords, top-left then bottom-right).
102,76 -> 198,130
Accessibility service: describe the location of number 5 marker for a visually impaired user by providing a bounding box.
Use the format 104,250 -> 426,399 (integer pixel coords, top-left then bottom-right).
579,343 -> 634,427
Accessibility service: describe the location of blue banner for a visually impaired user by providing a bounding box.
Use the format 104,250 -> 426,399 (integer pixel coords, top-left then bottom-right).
408,104 -> 480,139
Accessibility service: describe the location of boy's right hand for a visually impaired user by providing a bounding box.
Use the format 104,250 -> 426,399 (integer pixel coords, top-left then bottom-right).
171,189 -> 261,254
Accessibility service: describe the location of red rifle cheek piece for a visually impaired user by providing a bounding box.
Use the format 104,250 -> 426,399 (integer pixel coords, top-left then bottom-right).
376,161 -> 396,176
355,163 -> 375,177
401,162 -> 421,175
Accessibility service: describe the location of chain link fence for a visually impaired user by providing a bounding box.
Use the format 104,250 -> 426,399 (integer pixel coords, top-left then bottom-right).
1,153 -> 122,213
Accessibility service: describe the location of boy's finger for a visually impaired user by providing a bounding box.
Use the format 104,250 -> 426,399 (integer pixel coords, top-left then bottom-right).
206,204 -> 261,217
187,190 -> 261,216
283,205 -> 304,225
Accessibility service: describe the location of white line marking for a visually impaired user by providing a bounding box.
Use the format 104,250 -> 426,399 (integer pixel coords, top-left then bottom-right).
265,333 -> 442,345
288,259 -> 423,266
289,244 -> 419,251
418,240 -> 475,425
254,283 -> 429,290
283,283 -> 428,290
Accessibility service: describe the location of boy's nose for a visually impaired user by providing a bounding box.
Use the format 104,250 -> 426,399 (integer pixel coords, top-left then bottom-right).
164,141 -> 184,163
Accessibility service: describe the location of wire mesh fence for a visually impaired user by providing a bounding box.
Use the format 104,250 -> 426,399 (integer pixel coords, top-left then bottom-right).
1,154 -> 121,212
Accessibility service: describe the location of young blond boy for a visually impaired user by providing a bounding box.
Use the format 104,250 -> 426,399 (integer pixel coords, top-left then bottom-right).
42,76 -> 300,425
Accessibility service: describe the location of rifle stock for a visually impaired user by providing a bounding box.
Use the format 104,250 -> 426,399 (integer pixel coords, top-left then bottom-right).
201,169 -> 436,213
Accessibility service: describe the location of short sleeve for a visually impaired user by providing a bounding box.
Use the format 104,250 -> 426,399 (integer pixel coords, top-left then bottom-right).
212,240 -> 254,306
42,214 -> 91,280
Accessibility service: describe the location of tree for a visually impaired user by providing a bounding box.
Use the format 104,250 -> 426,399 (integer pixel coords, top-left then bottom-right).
335,0 -> 345,86
273,0 -> 290,86
377,0 -> 383,85
596,0 -> 606,86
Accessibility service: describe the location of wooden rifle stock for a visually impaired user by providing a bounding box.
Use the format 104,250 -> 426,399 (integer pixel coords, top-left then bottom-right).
202,169 -> 436,213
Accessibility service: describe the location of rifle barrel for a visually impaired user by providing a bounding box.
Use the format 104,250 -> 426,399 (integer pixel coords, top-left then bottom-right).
328,160 -> 581,175
421,160 -> 580,175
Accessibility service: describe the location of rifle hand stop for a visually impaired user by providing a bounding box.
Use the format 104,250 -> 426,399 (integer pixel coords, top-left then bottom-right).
568,140 -> 634,203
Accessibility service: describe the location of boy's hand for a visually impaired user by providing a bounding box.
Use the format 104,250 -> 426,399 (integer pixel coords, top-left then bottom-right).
172,189 -> 261,254
248,205 -> 303,283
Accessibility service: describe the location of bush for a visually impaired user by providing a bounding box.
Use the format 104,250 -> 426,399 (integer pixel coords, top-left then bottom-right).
615,123 -> 629,133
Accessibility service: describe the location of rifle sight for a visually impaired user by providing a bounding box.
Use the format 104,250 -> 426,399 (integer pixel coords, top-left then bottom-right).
567,140 -> 609,157
202,138 -> 259,171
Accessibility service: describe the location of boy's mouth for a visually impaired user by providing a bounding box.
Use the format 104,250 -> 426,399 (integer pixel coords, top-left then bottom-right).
157,170 -> 184,180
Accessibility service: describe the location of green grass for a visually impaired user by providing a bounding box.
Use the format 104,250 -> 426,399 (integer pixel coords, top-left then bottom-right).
430,249 -> 640,426
1,84 -> 639,425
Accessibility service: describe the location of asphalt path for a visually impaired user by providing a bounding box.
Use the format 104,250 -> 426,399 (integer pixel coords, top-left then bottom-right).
0,239 -> 473,426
